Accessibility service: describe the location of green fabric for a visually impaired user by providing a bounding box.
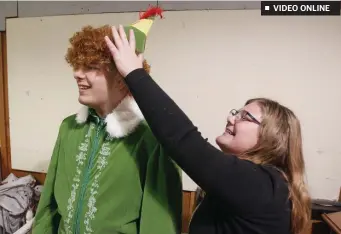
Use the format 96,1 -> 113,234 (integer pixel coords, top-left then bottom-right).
124,26 -> 146,53
33,114 -> 183,234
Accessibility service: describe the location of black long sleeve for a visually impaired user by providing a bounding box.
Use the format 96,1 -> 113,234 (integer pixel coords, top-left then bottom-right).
125,68 -> 280,213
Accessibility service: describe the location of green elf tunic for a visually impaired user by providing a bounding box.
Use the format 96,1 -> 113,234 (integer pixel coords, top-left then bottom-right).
32,96 -> 183,234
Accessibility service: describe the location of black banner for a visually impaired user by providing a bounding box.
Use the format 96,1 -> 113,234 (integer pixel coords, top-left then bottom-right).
261,1 -> 341,15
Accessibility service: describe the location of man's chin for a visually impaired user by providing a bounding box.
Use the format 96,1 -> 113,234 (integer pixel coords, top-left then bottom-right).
78,96 -> 91,106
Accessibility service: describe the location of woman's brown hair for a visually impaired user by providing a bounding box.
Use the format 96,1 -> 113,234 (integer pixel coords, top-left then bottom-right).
241,98 -> 311,234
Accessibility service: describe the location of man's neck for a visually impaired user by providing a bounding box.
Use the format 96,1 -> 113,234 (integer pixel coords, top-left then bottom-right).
95,93 -> 129,118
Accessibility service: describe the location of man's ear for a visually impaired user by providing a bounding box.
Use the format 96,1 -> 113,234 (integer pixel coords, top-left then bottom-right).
103,66 -> 119,80
112,72 -> 129,91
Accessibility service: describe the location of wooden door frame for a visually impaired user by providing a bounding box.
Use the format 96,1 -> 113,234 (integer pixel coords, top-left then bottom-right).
0,31 -> 11,180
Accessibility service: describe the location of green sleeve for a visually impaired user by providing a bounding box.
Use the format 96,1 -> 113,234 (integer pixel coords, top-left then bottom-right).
33,124 -> 63,234
139,145 -> 183,234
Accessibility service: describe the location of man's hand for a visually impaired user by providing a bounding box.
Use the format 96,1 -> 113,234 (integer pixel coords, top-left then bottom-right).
105,25 -> 144,78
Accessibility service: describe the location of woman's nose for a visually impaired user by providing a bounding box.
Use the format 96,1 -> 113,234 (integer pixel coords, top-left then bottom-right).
227,115 -> 236,125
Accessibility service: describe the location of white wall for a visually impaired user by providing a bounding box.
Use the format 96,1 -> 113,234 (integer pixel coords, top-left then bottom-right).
6,10 -> 341,198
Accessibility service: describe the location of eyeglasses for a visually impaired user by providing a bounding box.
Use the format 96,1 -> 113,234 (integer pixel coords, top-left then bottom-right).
229,109 -> 260,125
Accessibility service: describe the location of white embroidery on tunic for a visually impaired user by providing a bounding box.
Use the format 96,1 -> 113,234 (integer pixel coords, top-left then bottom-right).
64,124 -> 94,234
84,135 -> 112,234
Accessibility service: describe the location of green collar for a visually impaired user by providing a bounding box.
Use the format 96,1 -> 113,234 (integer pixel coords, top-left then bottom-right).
88,108 -> 106,125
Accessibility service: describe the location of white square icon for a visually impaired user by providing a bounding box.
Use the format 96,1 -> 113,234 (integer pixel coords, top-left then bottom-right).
265,6 -> 270,10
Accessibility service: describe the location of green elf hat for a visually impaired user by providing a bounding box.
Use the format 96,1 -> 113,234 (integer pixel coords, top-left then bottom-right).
124,5 -> 164,53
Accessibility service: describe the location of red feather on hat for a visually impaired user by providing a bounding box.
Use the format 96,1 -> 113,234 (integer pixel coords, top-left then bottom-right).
139,5 -> 164,20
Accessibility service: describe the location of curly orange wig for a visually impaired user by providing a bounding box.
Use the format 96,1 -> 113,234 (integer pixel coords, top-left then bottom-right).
65,25 -> 150,74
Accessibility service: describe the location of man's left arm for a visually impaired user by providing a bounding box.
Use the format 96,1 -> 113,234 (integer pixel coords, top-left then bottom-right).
139,144 -> 183,234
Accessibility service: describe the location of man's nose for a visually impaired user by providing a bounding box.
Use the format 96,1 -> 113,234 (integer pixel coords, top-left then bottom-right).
73,69 -> 86,80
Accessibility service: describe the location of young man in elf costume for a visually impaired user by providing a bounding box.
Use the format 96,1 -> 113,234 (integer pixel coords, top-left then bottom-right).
33,6 -> 183,234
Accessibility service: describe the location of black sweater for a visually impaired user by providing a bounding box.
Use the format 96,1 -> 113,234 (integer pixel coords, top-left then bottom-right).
125,69 -> 291,234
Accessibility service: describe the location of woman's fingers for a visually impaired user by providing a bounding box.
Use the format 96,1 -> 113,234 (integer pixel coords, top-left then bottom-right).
111,26 -> 123,48
118,25 -> 128,45
105,25 -> 142,77
129,29 -> 136,52
104,36 -> 118,57
106,25 -> 138,66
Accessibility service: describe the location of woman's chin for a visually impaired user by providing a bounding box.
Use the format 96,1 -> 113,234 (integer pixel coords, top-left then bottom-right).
216,135 -> 244,155
215,135 -> 231,151
216,133 -> 233,143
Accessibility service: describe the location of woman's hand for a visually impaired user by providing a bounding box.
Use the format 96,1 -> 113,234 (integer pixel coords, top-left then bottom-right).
105,25 -> 144,78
